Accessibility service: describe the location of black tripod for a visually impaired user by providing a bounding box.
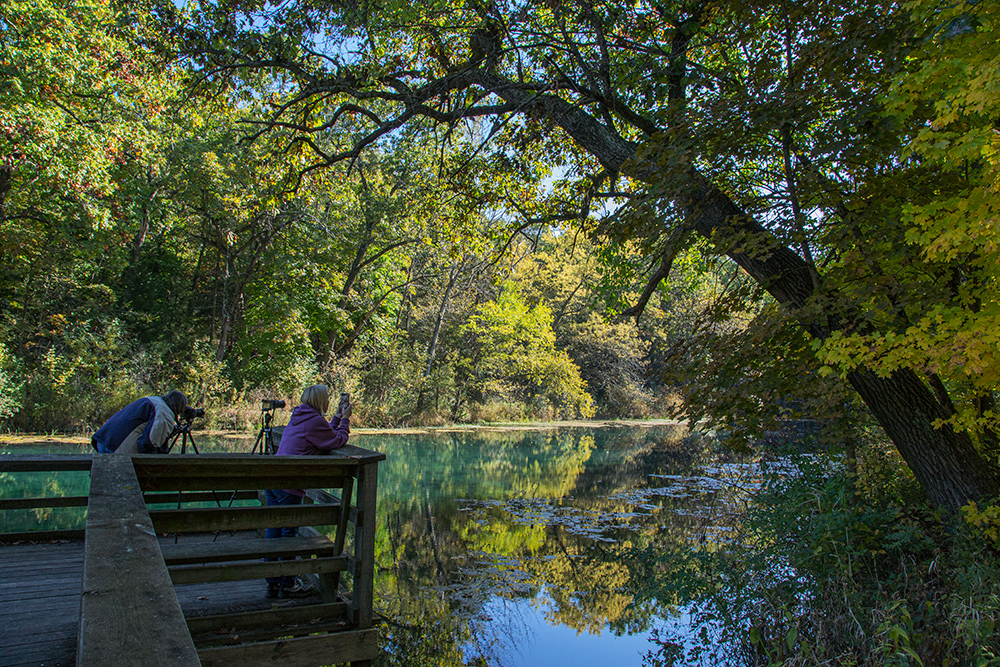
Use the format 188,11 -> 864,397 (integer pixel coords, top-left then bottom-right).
165,417 -> 200,454
251,400 -> 285,455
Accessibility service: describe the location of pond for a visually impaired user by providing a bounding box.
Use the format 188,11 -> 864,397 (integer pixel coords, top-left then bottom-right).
1,423 -> 766,666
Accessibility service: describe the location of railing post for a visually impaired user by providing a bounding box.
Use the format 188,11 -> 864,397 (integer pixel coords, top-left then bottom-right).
352,460 -> 378,630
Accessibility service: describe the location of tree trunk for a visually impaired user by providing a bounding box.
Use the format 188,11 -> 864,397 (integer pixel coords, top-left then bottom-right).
417,263 -> 459,414
0,164 -> 10,221
424,263 -> 458,379
846,367 -> 998,508
685,172 -> 1000,509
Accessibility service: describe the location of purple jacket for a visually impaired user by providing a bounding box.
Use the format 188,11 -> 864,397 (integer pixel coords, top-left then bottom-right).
275,403 -> 350,497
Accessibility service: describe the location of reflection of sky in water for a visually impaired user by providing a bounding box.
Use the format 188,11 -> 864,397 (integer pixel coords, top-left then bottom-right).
469,590 -> 734,667
432,441 -> 779,666
470,588 -> 667,667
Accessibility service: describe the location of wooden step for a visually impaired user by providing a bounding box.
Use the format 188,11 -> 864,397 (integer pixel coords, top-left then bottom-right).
149,503 -> 341,533
187,601 -> 351,648
161,534 -> 347,585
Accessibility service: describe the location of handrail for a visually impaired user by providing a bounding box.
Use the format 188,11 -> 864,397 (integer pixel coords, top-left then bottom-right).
0,454 -> 94,472
78,454 -> 200,666
0,454 -> 92,543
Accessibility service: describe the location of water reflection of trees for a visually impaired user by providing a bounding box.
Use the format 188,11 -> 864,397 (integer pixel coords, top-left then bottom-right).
0,470 -> 90,532
371,426 -> 746,667
3,429 -> 743,665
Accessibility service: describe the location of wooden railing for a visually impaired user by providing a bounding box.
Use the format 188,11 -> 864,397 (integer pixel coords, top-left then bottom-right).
0,446 -> 384,667
0,454 -> 92,542
80,454 -> 200,665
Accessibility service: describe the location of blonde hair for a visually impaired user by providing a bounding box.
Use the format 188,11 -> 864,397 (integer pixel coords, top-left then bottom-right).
300,384 -> 330,414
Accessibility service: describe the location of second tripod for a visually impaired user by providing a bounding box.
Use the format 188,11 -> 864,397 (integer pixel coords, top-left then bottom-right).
250,399 -> 285,454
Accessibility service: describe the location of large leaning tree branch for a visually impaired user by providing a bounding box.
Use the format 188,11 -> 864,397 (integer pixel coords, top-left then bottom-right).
181,11 -> 1000,509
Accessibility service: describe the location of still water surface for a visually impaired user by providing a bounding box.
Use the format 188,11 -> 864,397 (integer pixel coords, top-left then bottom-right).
2,424 -> 763,666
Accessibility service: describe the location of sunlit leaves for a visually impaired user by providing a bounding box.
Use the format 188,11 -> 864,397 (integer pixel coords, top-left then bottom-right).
460,282 -> 595,419
812,0 -> 1000,442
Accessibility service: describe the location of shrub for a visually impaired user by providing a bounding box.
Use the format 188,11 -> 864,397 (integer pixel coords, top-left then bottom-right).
704,444 -> 1000,666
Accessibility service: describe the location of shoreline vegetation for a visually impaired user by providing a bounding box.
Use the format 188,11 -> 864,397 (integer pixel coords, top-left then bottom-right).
0,418 -> 687,446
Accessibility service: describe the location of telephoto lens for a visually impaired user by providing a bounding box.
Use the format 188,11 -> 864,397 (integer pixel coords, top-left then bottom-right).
183,406 -> 206,420
262,399 -> 286,410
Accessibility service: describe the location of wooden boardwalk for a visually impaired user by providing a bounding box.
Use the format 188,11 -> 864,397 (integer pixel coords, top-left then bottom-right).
0,537 -> 350,667
0,449 -> 385,666
1,541 -> 81,667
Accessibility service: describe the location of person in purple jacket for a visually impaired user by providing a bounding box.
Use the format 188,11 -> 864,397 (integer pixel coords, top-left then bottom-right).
265,384 -> 352,599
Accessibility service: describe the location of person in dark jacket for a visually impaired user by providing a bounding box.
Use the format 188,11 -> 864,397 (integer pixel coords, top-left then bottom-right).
265,384 -> 352,598
91,390 -> 187,454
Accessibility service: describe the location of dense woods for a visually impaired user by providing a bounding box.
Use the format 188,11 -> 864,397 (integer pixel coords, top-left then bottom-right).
0,0 -> 684,433
3,0 -> 1000,662
2,0 -> 999,511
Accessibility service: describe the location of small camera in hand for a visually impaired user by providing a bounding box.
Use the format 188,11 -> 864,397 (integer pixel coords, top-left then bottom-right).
337,392 -> 352,419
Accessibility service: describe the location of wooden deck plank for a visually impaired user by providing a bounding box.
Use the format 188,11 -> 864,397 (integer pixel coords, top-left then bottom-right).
0,540 -> 82,667
0,496 -> 89,510
1,622 -> 76,647
0,642 -> 76,667
150,504 -> 340,533
186,601 -> 348,635
0,582 -> 81,602
144,489 -> 261,507
0,559 -> 83,578
198,627 -> 379,667
0,529 -> 85,544
169,554 -> 347,585
0,455 -> 93,472
194,621 -> 353,650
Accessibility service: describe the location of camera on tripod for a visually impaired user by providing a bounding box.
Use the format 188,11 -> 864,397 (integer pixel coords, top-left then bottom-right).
166,405 -> 206,454
252,399 -> 285,454
183,406 -> 206,420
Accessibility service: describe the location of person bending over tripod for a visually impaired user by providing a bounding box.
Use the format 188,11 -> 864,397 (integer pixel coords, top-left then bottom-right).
265,384 -> 352,599
91,390 -> 188,454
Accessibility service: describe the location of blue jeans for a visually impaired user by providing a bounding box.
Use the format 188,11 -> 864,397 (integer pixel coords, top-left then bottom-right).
92,435 -> 114,453
265,489 -> 302,587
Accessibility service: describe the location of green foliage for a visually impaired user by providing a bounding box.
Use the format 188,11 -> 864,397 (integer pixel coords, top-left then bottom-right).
513,231 -> 668,419
0,0 -> 169,227
4,0 -> 994,463
562,312 -> 656,418
346,337 -> 425,426
815,0 -> 1000,441
0,342 -> 23,421
458,282 -> 594,421
698,446 -> 1000,666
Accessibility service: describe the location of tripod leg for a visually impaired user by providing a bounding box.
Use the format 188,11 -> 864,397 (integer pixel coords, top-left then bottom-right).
251,428 -> 265,455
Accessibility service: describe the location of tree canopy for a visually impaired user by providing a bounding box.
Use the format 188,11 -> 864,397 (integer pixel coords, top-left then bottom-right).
160,0 -> 1000,508
1,0 -> 997,510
